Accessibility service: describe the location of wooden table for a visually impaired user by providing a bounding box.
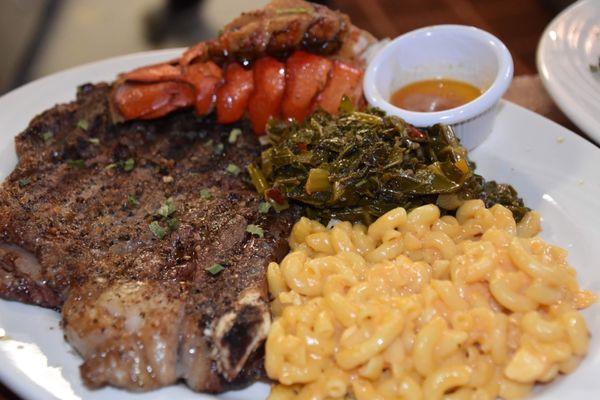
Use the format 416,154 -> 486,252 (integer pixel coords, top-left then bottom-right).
0,73 -> 592,400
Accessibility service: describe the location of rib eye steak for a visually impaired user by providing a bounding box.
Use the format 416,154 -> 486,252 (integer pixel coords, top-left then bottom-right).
0,83 -> 297,392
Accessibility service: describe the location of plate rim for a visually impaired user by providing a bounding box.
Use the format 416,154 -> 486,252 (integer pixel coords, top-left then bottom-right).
536,0 -> 600,145
0,48 -> 184,101
0,49 -> 599,400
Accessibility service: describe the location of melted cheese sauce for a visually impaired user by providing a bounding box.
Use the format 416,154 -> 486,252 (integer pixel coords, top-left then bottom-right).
390,78 -> 482,112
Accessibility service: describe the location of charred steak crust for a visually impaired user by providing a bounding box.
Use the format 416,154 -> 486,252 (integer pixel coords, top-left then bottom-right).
0,83 -> 297,392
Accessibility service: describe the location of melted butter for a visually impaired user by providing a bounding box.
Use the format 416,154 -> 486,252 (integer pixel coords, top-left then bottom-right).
390,78 -> 482,112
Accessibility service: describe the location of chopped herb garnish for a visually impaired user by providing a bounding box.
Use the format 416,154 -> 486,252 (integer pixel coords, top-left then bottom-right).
204,139 -> 214,148
276,7 -> 311,15
106,159 -> 134,171
88,137 -> 100,145
123,158 -> 135,172
150,198 -> 178,237
246,224 -> 264,238
67,159 -> 86,169
149,221 -> 166,239
226,163 -> 241,176
206,263 -> 225,275
200,188 -> 212,199
166,217 -> 179,231
18,178 -> 31,187
77,119 -> 89,130
228,128 -> 242,144
214,142 -> 225,155
41,131 -> 54,143
158,197 -> 176,218
127,194 -> 139,206
258,201 -> 271,214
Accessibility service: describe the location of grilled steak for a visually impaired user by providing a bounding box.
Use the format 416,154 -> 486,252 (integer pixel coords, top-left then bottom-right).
0,83 -> 297,392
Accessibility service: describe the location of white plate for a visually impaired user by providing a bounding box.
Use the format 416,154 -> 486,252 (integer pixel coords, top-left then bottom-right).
1,50 -> 600,400
537,0 -> 600,145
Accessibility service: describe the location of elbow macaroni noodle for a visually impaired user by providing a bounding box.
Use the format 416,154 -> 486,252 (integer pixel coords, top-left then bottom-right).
265,200 -> 596,400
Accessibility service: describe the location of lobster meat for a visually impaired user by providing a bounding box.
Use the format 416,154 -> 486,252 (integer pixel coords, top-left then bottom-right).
110,0 -> 375,134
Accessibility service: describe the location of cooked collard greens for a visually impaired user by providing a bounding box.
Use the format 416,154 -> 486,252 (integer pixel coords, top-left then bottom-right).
248,105 -> 528,224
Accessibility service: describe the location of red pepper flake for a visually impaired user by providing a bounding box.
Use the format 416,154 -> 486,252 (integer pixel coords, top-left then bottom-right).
265,187 -> 286,205
407,126 -> 426,140
296,142 -> 308,153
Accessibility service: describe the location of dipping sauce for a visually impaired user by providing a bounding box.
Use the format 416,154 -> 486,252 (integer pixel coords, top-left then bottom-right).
390,78 -> 482,112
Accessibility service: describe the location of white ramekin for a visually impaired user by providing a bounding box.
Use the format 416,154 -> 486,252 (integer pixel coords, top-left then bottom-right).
363,25 -> 513,150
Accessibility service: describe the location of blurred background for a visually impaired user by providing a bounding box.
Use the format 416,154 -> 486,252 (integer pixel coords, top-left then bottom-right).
0,0 -> 575,94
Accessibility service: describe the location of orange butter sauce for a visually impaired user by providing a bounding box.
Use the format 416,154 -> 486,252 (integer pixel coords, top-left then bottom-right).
390,78 -> 482,112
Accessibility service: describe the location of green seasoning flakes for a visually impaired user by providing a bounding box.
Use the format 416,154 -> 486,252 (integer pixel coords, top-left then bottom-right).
88,137 -> 100,145
123,158 -> 135,172
166,218 -> 179,231
158,197 -> 176,218
246,224 -> 264,238
18,178 -> 31,187
67,159 -> 85,169
127,194 -> 139,206
105,159 -> 134,171
226,163 -> 241,176
228,128 -> 242,144
258,201 -> 271,214
150,197 -> 179,238
206,263 -> 225,275
41,131 -> 53,144
149,221 -> 166,239
77,119 -> 89,130
207,139 -> 224,155
214,142 -> 225,155
200,188 -> 212,200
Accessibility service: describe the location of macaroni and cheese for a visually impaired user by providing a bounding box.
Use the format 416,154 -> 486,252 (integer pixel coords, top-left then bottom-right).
265,200 -> 595,400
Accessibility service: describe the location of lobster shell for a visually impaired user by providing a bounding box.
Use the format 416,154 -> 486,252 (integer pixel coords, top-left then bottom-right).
110,0 -> 376,134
